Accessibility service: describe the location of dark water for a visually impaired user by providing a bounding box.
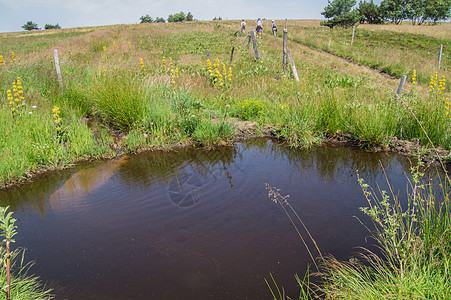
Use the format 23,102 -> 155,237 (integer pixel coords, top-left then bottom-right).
0,139 -> 432,299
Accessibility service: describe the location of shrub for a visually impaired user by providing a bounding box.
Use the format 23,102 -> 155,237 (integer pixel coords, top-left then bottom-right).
44,24 -> 61,30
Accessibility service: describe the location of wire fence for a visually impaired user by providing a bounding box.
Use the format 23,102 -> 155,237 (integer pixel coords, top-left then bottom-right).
0,27 -> 409,96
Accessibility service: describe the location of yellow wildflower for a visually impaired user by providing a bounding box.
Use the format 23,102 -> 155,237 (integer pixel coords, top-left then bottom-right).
52,106 -> 60,116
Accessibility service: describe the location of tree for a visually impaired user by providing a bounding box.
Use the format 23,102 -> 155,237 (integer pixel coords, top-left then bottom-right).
44,23 -> 61,29
168,12 -> 186,22
186,12 -> 194,21
173,12 -> 186,22
404,0 -> 426,25
380,0 -> 405,24
423,0 -> 451,24
140,14 -> 153,23
321,0 -> 360,28
358,0 -> 383,24
213,16 -> 222,20
154,17 -> 166,23
322,0 -> 357,18
22,21 -> 39,31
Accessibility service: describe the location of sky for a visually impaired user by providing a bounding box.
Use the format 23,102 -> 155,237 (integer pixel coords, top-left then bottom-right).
0,0 -> 382,33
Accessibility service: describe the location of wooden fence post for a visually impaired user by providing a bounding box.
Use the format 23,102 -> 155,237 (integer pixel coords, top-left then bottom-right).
250,30 -> 260,61
396,75 -> 407,103
287,51 -> 300,82
283,29 -> 288,72
53,49 -> 63,89
247,33 -> 252,49
351,25 -> 355,45
438,44 -> 443,70
230,46 -> 235,64
206,49 -> 210,60
285,19 -> 287,29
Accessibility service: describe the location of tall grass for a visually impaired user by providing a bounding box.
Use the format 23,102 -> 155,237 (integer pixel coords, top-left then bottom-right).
266,160 -> 451,299
0,249 -> 53,300
1,20 -> 450,186
317,164 -> 451,299
0,100 -> 113,187
87,72 -> 147,130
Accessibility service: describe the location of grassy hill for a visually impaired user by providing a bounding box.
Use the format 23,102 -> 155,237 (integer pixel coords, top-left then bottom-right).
0,20 -> 450,187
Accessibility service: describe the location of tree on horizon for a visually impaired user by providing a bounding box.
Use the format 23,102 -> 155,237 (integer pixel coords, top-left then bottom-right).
321,0 -> 360,28
22,21 -> 40,31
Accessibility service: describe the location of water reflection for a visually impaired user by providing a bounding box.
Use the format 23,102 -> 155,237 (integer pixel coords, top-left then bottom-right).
0,157 -> 129,217
48,156 -> 129,211
0,138 -> 443,300
118,145 -> 241,188
0,139 -> 422,217
241,139 -> 415,184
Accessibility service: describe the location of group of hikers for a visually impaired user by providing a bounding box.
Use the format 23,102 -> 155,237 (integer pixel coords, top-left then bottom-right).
240,18 -> 277,38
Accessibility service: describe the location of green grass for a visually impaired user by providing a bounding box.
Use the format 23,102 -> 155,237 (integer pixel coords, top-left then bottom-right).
266,163 -> 451,299
0,21 -> 450,187
0,30 -> 89,54
0,90 -> 114,186
0,249 -> 53,300
316,165 -> 451,299
0,21 -> 450,299
291,26 -> 450,87
86,72 -> 148,130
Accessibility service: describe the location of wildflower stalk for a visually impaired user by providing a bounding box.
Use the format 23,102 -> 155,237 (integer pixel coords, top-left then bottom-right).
7,77 -> 25,116
265,184 -> 323,272
0,207 -> 18,300
139,58 -> 146,73
207,58 -> 232,89
52,106 -> 65,141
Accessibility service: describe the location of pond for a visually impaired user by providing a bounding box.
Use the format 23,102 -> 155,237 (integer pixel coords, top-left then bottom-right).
0,138 -> 429,299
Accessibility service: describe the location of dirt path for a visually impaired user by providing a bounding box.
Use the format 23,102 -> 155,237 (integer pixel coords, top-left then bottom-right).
285,38 -> 406,94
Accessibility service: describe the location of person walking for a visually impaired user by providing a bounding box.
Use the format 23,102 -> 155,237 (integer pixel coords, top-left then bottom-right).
255,18 -> 263,38
241,19 -> 246,35
271,20 -> 277,37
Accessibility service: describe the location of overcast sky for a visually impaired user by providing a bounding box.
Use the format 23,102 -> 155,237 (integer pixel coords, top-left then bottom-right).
0,0 -> 382,33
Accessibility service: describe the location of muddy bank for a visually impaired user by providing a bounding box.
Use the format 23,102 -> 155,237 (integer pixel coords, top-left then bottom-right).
230,121 -> 450,167
322,133 -> 450,168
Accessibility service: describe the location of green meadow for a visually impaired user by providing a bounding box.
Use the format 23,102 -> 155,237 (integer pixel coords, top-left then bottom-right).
1,20 -> 449,187
0,19 -> 450,299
